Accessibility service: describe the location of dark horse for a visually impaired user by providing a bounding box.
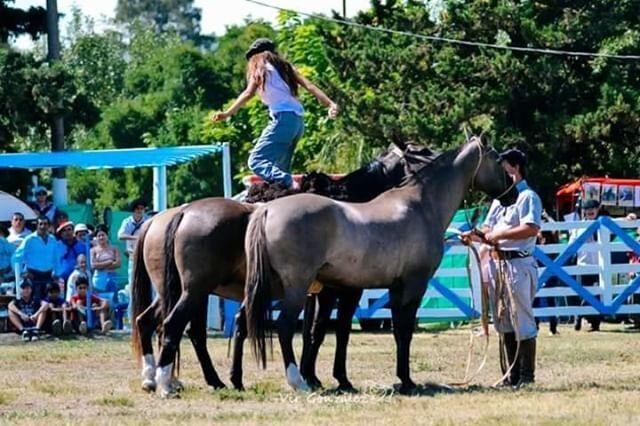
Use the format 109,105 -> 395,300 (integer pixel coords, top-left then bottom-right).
131,143 -> 423,397
244,137 -> 518,393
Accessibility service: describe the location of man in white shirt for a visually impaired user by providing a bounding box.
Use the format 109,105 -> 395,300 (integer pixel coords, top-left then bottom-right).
7,212 -> 32,247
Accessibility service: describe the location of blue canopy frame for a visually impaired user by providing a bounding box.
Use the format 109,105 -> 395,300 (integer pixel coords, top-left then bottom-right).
0,144 -> 233,211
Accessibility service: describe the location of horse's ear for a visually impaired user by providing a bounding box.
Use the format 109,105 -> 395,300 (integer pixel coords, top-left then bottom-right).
479,132 -> 490,147
390,130 -> 407,151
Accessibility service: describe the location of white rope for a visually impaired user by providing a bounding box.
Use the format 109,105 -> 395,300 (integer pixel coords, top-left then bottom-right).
246,0 -> 640,61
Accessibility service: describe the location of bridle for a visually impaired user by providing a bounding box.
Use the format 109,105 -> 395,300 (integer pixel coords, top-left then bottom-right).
468,137 -> 516,205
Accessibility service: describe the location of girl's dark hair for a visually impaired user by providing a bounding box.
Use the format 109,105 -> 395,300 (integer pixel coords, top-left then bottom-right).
247,51 -> 299,97
95,224 -> 109,235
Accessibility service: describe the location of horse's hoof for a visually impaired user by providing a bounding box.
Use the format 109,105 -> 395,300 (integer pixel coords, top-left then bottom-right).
336,380 -> 356,393
286,363 -> 311,392
170,378 -> 185,393
230,378 -> 244,391
159,389 -> 180,399
211,380 -> 226,390
397,381 -> 418,396
304,375 -> 323,390
141,379 -> 156,393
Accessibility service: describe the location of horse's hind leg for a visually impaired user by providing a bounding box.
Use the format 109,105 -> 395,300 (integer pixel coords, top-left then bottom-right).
230,305 -> 247,390
389,285 -> 423,395
155,293 -> 192,398
137,298 -> 161,392
187,299 -> 226,390
300,289 -> 336,389
333,288 -> 362,391
278,288 -> 309,392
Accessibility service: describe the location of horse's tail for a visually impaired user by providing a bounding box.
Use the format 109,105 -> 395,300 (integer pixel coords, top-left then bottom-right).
131,220 -> 152,362
245,206 -> 273,369
162,209 -> 186,375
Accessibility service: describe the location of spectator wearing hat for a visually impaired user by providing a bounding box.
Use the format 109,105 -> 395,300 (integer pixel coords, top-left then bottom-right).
462,147 -> 542,387
55,220 -> 88,286
28,186 -> 58,224
13,216 -> 57,300
8,278 -> 47,341
569,199 -> 602,331
0,225 -> 16,284
7,212 -> 32,247
212,38 -> 339,189
74,223 -> 91,245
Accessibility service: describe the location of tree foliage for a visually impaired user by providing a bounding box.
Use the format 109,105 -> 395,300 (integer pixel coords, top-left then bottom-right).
2,1 -> 640,212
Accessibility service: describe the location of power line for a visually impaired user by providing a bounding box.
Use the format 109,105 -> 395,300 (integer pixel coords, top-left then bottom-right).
245,0 -> 640,61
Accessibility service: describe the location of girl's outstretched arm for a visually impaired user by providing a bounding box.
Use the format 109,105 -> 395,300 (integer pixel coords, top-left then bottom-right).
295,69 -> 339,118
212,79 -> 258,121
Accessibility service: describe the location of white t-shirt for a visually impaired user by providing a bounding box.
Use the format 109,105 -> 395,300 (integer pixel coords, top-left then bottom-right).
258,62 -> 304,116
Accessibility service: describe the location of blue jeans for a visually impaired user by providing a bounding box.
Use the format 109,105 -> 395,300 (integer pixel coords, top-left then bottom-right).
248,111 -> 304,187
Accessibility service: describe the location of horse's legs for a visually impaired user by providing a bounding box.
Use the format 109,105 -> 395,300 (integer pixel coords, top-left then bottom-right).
389,286 -> 422,394
230,305 -> 247,390
300,289 -> 336,389
187,299 -> 226,390
155,293 -> 192,398
277,289 -> 309,391
137,298 -> 160,392
333,288 -> 362,391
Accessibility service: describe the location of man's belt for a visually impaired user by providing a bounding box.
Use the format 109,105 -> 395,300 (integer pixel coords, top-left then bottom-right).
494,250 -> 531,260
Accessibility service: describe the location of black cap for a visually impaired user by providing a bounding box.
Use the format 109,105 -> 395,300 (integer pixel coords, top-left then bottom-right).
245,38 -> 276,60
130,198 -> 148,211
499,148 -> 527,169
581,199 -> 600,210
20,278 -> 33,288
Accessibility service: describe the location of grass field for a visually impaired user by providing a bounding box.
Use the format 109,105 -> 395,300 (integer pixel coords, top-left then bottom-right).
1,323 -> 639,425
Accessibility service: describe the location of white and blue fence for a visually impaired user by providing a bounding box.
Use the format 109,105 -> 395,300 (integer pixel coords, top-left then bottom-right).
214,216 -> 640,334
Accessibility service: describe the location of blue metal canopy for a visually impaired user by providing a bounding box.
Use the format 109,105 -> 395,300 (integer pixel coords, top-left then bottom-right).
0,145 -> 225,169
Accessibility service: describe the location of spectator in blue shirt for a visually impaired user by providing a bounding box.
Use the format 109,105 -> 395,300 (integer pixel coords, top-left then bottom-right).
55,221 -> 87,284
0,225 -> 16,284
13,216 -> 57,300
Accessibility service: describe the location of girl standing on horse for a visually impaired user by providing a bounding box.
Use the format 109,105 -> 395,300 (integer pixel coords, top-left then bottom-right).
212,38 -> 339,189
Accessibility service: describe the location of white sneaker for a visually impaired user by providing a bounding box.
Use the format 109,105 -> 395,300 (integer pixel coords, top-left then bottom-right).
102,320 -> 113,334
79,321 -> 88,335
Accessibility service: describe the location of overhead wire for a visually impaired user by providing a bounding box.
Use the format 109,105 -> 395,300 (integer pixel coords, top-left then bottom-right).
246,0 -> 640,61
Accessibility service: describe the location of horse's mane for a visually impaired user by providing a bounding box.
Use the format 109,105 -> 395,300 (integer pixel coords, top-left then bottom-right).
399,142 -> 473,186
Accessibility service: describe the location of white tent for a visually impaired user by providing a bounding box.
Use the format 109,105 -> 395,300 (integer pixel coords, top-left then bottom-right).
0,191 -> 37,222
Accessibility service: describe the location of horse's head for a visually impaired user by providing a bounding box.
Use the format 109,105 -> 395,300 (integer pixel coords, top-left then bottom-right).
470,137 -> 519,206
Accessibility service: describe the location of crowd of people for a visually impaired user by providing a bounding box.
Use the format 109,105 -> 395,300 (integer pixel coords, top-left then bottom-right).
0,187 -> 151,341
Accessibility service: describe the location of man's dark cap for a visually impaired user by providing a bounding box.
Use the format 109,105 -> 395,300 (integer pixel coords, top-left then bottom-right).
582,199 -> 600,210
130,198 -> 148,211
499,148 -> 527,169
246,38 -> 276,60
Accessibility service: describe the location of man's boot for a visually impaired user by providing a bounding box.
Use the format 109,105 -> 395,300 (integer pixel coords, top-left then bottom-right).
499,332 -> 520,386
516,338 -> 536,387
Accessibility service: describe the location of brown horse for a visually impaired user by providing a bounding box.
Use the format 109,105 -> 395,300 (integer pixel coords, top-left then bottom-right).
131,144 -> 421,397
244,137 -> 518,393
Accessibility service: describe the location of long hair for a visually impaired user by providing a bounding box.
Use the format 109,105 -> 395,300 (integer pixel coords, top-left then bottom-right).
247,51 -> 299,97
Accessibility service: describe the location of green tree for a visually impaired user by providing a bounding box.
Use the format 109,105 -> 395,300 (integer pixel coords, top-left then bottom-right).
115,0 -> 209,45
0,0 -> 46,43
